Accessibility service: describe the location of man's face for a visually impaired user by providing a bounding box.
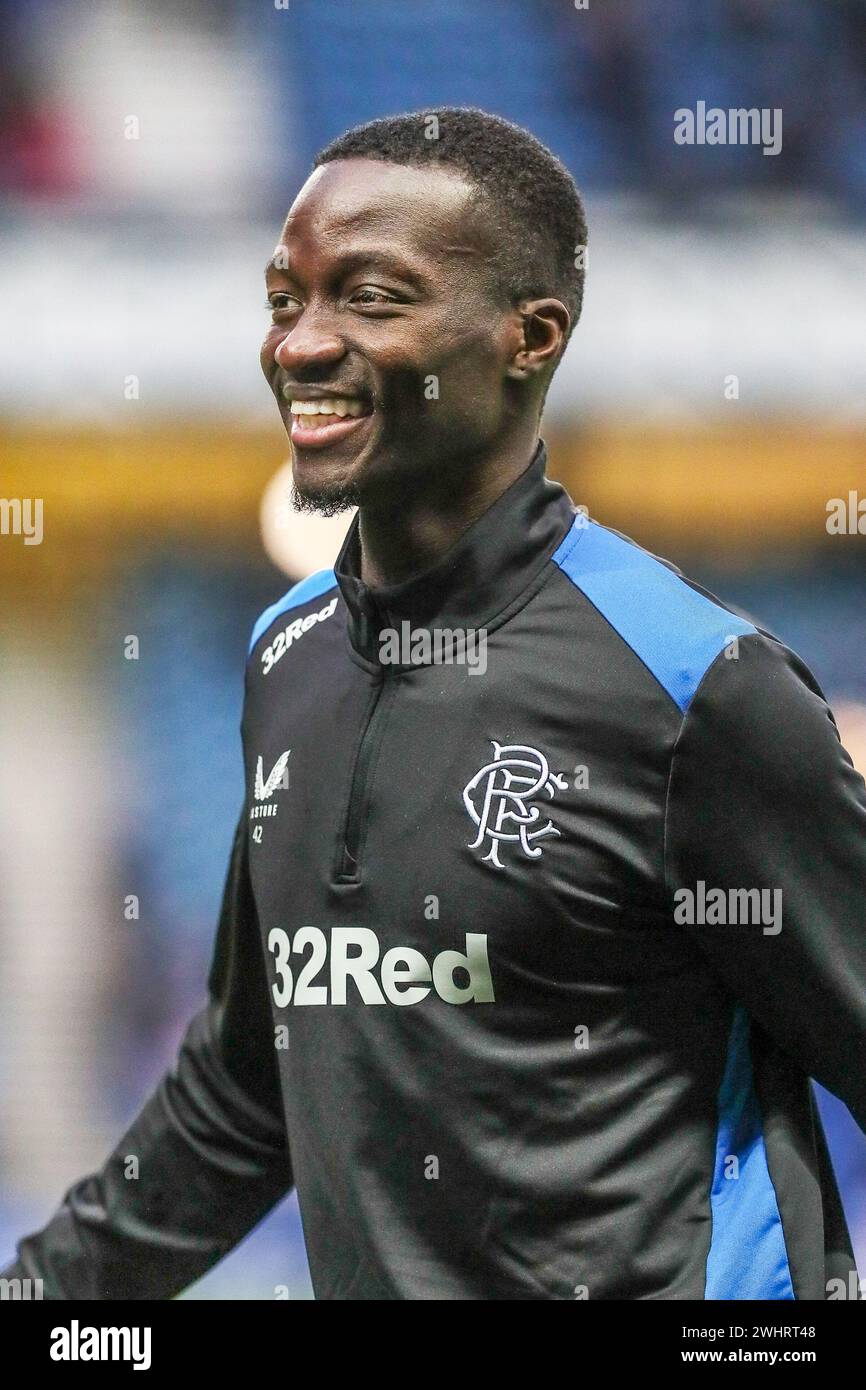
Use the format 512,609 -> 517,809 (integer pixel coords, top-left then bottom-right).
261,157 -> 519,514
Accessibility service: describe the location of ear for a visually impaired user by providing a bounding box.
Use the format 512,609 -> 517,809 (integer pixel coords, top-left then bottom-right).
505,298 -> 571,380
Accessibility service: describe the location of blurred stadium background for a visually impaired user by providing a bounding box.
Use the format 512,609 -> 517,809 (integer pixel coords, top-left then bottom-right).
1,0 -> 865,1299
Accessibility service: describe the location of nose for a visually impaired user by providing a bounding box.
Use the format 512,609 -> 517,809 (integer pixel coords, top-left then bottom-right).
273,313 -> 346,375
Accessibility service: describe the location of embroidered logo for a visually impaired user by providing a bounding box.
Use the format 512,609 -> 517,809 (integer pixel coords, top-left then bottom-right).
463,741 -> 568,870
251,750 -> 291,822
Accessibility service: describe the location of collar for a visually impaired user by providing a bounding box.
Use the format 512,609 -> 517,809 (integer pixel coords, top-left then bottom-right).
334,440 -> 576,666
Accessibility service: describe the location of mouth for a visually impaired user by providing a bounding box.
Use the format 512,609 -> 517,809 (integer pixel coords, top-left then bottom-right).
283,387 -> 374,451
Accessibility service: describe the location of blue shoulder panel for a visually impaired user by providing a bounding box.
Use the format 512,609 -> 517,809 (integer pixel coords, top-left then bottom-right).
551,518 -> 756,713
248,568 -> 337,655
705,1006 -> 794,1299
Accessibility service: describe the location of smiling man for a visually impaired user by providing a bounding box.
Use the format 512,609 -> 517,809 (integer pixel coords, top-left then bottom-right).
4,109 -> 866,1302
263,120 -> 575,585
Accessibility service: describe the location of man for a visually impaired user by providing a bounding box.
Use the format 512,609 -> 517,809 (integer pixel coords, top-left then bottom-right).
4,108 -> 866,1300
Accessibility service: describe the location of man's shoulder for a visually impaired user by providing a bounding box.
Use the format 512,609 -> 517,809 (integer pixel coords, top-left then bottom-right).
549,516 -> 759,714
247,569 -> 341,676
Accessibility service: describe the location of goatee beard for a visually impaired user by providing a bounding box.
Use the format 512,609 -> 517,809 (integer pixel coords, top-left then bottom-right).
290,476 -> 361,518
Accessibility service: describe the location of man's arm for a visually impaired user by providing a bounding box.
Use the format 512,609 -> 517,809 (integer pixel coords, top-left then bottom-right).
1,810 -> 292,1299
665,631 -> 866,1132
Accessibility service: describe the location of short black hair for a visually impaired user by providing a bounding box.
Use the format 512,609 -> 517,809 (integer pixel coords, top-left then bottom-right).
314,107 -> 587,342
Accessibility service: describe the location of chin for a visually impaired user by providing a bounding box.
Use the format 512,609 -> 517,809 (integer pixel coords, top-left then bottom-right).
290,469 -> 361,518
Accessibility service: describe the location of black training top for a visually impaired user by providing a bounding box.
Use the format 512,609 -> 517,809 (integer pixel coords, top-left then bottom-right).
6,443 -> 866,1299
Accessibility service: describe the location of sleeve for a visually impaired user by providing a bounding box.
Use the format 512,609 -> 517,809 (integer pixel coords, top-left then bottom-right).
664,630 -> 866,1134
0,810 -> 293,1299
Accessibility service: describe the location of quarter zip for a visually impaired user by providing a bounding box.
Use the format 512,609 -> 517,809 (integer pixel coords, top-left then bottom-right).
333,444 -> 577,667
333,593 -> 395,883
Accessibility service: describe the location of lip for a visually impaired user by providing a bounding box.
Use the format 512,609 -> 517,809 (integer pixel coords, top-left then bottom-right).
280,380 -> 370,404
289,411 -> 374,451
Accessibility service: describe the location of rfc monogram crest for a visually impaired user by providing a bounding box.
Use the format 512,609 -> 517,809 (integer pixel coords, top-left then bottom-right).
463,741 -> 568,870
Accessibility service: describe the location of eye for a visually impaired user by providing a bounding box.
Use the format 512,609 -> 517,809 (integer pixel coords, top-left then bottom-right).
266,293 -> 301,313
350,287 -> 399,307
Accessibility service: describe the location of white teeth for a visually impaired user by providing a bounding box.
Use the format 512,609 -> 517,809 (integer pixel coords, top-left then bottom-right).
287,396 -> 367,418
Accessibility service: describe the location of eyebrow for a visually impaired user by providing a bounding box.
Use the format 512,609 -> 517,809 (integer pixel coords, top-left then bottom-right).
264,247 -> 431,290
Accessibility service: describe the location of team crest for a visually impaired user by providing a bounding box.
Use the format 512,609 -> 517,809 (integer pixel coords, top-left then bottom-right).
463,741 -> 568,870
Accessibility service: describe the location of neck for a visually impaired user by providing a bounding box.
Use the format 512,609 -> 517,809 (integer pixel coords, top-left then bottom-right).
357,425 -> 542,590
